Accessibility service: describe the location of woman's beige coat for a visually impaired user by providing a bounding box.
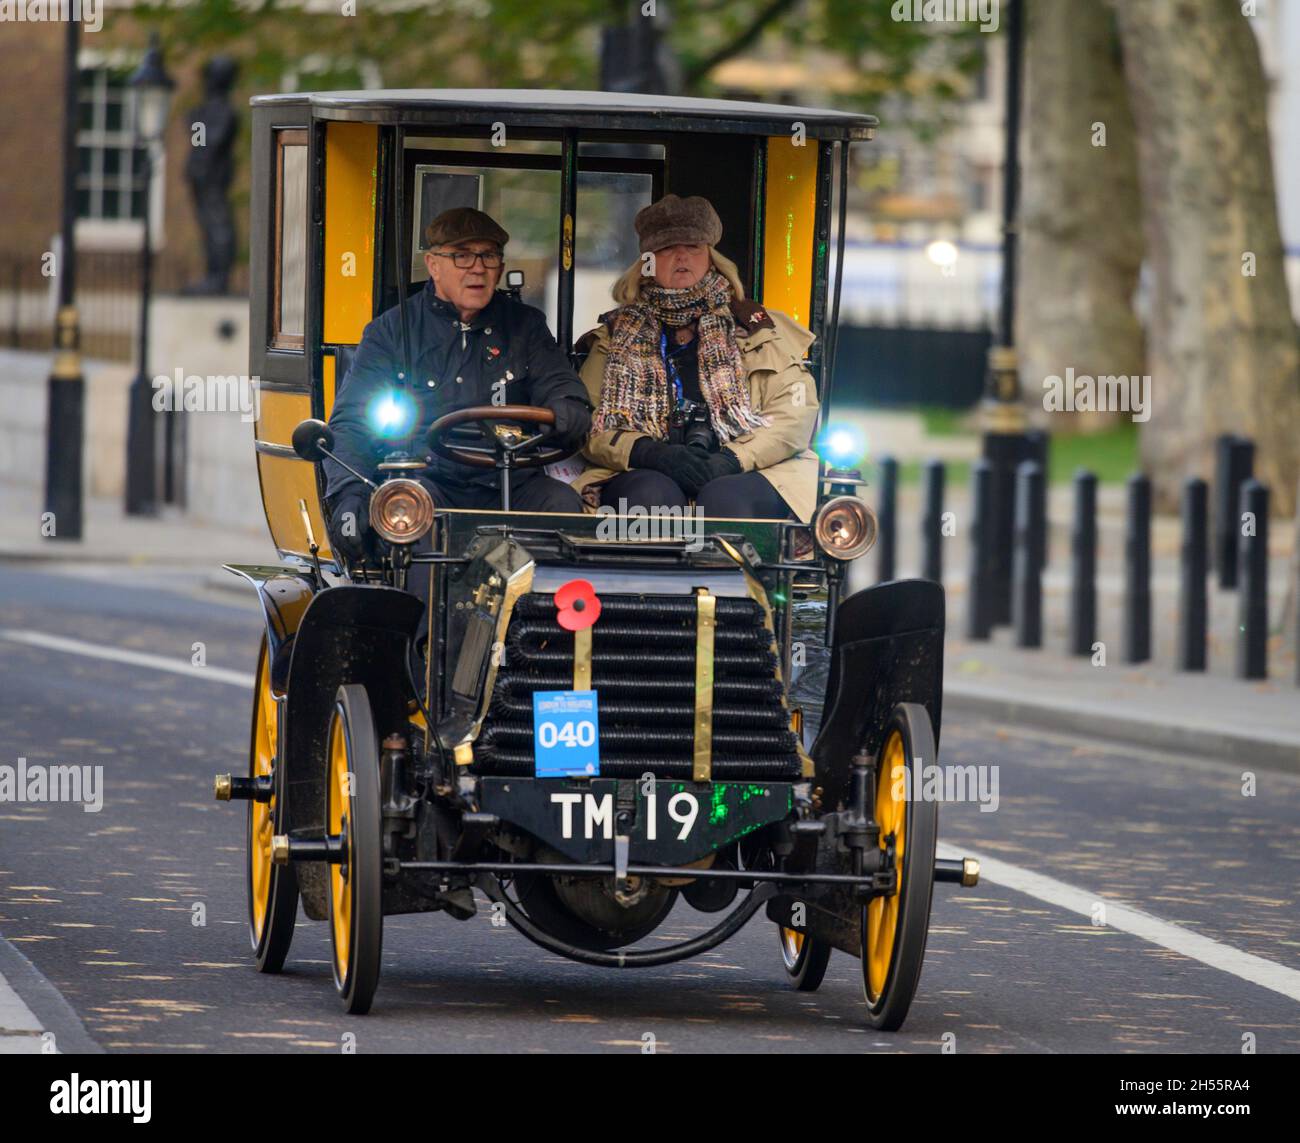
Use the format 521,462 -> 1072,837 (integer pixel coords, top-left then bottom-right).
571,251 -> 821,522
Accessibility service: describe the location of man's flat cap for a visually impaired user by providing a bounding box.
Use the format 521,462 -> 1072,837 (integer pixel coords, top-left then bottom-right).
424,207 -> 509,249
635,194 -> 723,254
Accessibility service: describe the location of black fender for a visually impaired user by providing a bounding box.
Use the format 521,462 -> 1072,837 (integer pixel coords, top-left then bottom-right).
222,564 -> 319,693
810,579 -> 945,812
281,583 -> 424,919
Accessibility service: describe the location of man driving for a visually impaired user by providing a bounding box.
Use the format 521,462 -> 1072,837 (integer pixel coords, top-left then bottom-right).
323,207 -> 591,561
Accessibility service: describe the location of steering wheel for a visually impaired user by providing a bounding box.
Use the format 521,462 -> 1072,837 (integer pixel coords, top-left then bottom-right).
426,405 -> 569,470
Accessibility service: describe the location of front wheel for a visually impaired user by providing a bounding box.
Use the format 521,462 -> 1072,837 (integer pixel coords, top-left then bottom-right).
247,638 -> 298,972
326,685 -> 384,1014
861,702 -> 939,1030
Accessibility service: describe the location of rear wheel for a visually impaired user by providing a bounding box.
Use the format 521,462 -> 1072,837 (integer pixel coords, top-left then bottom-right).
862,702 -> 938,1030
778,923 -> 831,991
326,685 -> 384,1014
247,638 -> 298,972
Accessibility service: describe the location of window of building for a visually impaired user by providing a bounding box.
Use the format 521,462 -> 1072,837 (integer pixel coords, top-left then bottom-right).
75,55 -> 166,248
76,65 -> 146,223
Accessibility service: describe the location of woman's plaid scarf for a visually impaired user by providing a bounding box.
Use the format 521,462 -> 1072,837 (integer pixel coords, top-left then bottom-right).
592,269 -> 770,442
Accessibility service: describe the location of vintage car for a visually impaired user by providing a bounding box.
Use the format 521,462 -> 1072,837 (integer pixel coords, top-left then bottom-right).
214,89 -> 979,1024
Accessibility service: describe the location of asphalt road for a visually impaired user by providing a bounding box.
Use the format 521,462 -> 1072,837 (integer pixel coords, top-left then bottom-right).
1,560 -> 1297,1054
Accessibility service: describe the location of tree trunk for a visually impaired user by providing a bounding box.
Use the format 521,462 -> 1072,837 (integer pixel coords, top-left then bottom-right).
1113,0 -> 1300,516
1018,0 -> 1145,433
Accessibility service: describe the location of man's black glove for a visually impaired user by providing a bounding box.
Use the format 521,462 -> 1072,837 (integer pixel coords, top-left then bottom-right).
546,397 -> 593,451
329,491 -> 370,563
701,448 -> 743,485
630,438 -> 713,494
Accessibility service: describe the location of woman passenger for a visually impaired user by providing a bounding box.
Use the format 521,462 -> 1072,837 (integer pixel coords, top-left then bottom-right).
571,194 -> 820,522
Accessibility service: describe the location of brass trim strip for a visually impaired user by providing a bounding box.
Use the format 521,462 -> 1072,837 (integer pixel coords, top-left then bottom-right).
693,588 -> 716,783
573,625 -> 592,691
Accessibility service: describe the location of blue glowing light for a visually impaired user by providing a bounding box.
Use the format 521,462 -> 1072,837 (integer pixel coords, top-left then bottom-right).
817,422 -> 866,468
367,390 -> 416,438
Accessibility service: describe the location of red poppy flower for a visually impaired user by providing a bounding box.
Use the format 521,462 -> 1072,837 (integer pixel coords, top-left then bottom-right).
554,578 -> 601,631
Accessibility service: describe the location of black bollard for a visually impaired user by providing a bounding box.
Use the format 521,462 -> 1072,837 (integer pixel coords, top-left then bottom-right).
921,459 -> 946,583
877,455 -> 897,583
1012,460 -> 1044,648
1026,428 -> 1051,569
967,460 -> 994,640
1236,479 -> 1270,680
1215,434 -> 1255,589
1177,478 -> 1208,672
1069,470 -> 1097,657
1123,473 -> 1152,664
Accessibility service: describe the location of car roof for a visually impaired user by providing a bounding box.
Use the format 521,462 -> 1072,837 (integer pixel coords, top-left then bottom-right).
251,88 -> 877,139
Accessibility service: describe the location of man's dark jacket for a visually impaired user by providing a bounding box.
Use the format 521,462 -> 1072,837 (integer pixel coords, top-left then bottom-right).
323,280 -> 590,499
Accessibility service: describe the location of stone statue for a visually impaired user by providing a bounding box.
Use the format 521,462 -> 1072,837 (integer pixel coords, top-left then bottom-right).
182,56 -> 239,295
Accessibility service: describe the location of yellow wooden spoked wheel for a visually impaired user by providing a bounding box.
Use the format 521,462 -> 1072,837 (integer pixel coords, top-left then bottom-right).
778,922 -> 831,991
326,684 -> 383,1015
861,702 -> 939,1030
246,638 -> 298,972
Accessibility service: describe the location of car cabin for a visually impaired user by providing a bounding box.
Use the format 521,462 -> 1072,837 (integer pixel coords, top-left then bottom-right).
247,89 -> 876,563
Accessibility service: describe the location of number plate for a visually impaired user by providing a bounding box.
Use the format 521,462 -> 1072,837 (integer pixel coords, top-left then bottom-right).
478,778 -> 795,865
532,690 -> 600,778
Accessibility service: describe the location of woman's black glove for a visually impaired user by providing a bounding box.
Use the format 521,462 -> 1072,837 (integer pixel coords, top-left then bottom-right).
546,397 -> 593,451
701,448 -> 742,484
630,438 -> 713,493
328,491 -> 370,563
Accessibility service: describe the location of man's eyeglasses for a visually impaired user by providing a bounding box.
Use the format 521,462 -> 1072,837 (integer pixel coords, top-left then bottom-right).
432,249 -> 504,269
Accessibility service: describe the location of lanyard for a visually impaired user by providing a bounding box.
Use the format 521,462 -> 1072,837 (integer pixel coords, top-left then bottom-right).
660,330 -> 685,407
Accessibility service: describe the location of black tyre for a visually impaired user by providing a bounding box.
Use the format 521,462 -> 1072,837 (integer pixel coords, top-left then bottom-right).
778,921 -> 832,991
325,684 -> 384,1015
247,638 -> 298,973
861,702 -> 939,1030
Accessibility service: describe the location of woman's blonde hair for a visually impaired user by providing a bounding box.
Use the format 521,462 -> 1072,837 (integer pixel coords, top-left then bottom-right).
609,246 -> 747,305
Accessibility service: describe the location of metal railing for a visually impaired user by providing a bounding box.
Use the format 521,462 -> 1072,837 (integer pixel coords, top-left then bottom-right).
0,249 -> 248,363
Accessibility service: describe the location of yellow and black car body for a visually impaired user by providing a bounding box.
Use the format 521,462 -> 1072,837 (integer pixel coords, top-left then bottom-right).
217,90 -> 978,1025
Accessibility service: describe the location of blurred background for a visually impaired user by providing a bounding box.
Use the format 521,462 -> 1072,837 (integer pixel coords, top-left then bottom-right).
0,0 -> 1296,536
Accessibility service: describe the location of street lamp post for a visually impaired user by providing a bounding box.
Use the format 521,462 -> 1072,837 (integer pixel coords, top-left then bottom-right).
976,0 -> 1034,628
124,34 -> 174,517
43,17 -> 84,541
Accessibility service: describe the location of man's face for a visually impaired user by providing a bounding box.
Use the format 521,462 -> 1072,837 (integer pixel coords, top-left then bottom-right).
424,240 -> 504,319
652,243 -> 710,289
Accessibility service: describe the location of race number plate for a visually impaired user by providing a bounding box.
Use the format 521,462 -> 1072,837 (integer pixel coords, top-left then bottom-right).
532,690 -> 600,778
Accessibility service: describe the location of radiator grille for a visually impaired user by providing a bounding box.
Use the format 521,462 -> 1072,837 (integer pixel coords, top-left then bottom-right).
474,592 -> 801,779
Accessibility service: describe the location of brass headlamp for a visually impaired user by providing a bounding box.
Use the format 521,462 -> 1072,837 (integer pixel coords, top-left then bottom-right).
369,478 -> 435,545
812,496 -> 877,561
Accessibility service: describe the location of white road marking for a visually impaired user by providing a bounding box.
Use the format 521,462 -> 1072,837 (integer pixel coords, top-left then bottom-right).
938,841 -> 1300,1005
0,629 -> 255,688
